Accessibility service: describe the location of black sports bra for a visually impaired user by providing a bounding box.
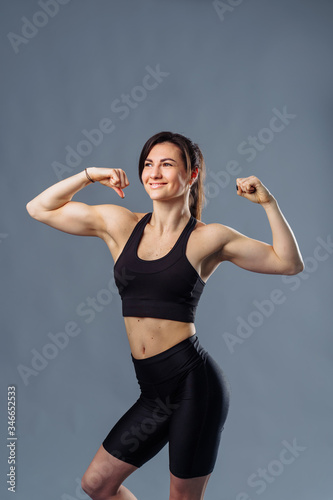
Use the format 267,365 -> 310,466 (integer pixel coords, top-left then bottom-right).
113,213 -> 206,322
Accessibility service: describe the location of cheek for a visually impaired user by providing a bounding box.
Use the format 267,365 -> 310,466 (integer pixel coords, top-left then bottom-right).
141,169 -> 149,182
178,173 -> 189,187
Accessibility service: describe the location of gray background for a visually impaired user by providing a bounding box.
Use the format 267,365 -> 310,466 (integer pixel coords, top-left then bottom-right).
1,0 -> 333,499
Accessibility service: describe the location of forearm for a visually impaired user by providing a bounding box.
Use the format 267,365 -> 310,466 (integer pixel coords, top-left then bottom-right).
262,197 -> 304,272
26,168 -> 94,214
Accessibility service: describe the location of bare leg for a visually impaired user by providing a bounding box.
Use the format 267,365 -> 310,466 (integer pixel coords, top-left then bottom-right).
169,471 -> 211,500
81,445 -> 139,500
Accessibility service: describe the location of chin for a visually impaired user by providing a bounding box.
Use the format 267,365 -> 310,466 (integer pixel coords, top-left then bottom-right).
148,193 -> 167,200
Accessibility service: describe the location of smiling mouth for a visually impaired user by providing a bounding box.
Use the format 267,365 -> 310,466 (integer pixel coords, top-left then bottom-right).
149,183 -> 167,187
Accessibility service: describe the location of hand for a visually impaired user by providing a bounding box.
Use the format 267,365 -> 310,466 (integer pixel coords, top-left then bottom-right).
88,167 -> 129,198
236,176 -> 274,205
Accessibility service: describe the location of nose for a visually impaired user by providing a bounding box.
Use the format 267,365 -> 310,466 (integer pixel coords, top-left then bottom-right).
149,165 -> 162,178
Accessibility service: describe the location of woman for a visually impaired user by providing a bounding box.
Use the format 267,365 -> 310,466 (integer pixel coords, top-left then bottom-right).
26,131 -> 304,500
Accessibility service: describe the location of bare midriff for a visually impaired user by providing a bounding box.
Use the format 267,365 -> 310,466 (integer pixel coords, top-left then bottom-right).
124,316 -> 196,359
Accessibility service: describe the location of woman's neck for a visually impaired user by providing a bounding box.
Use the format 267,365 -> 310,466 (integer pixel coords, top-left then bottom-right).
149,201 -> 191,234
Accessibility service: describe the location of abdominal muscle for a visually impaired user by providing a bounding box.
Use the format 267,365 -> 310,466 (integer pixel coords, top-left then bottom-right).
124,316 -> 196,359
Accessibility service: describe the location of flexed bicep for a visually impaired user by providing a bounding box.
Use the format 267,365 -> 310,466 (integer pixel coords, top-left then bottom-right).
26,168 -> 131,238
30,201 -> 108,237
220,227 -> 286,275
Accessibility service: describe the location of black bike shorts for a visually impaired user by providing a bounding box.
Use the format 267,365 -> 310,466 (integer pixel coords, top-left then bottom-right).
102,334 -> 231,479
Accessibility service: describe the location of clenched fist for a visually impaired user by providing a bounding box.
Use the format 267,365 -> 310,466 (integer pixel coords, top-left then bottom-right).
86,167 -> 130,198
236,176 -> 274,205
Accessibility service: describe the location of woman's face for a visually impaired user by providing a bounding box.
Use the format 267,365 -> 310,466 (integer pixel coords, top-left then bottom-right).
141,142 -> 190,202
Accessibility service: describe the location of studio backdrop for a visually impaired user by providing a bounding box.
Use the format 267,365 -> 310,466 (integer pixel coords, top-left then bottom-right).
1,1 -> 333,499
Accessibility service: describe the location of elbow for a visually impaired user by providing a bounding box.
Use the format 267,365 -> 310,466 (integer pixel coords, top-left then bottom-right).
26,201 -> 40,219
26,201 -> 35,218
284,260 -> 304,275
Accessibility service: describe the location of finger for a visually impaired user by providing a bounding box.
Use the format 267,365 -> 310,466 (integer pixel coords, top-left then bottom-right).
237,176 -> 259,188
236,180 -> 248,193
110,172 -> 121,186
236,183 -> 256,197
111,169 -> 128,188
236,181 -> 242,194
118,170 -> 129,187
112,186 -> 125,198
240,181 -> 256,193
236,178 -> 245,192
124,173 -> 130,186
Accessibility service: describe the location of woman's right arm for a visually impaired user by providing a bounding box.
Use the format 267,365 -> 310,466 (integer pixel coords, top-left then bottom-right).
26,167 -> 130,239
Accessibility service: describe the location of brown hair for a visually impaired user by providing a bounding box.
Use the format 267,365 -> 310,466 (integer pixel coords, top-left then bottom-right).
138,131 -> 206,220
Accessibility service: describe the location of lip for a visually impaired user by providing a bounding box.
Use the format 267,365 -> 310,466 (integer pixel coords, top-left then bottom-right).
149,183 -> 167,188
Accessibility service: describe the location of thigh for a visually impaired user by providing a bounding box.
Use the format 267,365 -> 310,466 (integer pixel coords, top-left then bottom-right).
102,396 -> 171,468
82,444 -> 138,497
168,354 -> 231,479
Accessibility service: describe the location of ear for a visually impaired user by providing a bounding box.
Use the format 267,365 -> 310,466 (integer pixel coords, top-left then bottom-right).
190,167 -> 199,182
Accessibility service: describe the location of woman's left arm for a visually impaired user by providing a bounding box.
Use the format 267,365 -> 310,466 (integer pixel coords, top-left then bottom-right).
219,176 -> 304,275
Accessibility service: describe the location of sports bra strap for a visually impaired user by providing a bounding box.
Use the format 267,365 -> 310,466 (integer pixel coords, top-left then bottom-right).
139,213 -> 197,259
178,216 -> 197,255
118,212 -> 151,257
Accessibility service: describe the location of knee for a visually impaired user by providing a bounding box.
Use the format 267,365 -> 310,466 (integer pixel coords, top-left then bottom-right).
169,472 -> 211,500
170,493 -> 193,500
81,470 -> 106,499
169,481 -> 191,500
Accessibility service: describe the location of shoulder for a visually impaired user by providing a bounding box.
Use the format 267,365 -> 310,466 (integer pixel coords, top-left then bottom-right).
94,205 -> 148,242
95,205 -> 147,225
191,219 -> 239,257
193,219 -> 236,243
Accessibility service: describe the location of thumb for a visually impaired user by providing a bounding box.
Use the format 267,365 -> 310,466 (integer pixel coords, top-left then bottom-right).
112,186 -> 125,198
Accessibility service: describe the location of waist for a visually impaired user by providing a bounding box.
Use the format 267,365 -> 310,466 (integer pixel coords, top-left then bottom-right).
131,334 -> 208,385
125,317 -> 195,359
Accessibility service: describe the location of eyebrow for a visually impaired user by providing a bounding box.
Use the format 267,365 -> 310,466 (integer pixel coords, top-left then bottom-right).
145,157 -> 177,163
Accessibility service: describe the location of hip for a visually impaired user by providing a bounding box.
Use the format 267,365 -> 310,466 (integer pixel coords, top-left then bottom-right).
131,334 -> 231,406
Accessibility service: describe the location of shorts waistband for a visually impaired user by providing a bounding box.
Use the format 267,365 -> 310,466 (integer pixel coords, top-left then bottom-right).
131,334 -> 207,384
131,334 -> 197,364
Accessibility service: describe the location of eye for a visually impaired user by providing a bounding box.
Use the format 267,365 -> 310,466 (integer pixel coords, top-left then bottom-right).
144,162 -> 152,167
163,163 -> 172,166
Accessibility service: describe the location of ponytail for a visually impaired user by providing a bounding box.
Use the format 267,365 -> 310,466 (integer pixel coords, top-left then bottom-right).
188,146 -> 206,220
